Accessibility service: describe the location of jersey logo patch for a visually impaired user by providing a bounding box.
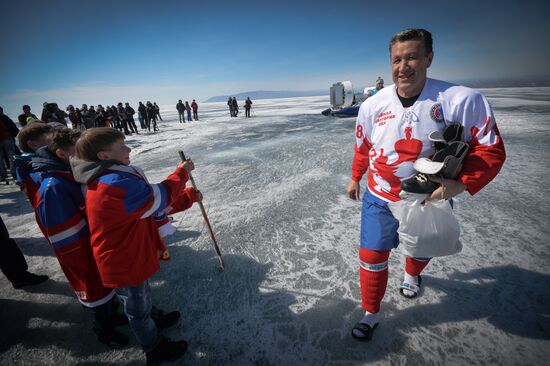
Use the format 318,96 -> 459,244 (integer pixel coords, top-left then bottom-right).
375,111 -> 396,126
430,103 -> 444,123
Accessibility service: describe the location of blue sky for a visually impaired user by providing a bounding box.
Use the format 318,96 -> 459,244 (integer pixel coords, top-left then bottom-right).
1,0 -> 548,118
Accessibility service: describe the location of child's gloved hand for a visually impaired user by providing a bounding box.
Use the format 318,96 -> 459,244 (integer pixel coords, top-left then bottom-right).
155,212 -> 177,237
186,187 -> 202,203
177,158 -> 194,173
195,190 -> 203,202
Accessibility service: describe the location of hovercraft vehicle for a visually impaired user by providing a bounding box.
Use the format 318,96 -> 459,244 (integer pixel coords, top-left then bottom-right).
321,81 -> 366,118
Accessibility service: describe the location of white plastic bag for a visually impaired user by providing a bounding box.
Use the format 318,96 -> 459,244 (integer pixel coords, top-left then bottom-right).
388,195 -> 462,258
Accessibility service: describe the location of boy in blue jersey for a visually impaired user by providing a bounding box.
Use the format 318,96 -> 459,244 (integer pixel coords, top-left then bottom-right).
0,123 -> 53,289
14,122 -> 53,201
31,128 -> 129,348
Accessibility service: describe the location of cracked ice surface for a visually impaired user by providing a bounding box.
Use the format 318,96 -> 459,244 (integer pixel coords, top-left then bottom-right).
1,92 -> 549,365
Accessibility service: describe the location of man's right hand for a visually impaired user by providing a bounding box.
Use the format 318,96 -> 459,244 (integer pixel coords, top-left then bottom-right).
346,180 -> 361,201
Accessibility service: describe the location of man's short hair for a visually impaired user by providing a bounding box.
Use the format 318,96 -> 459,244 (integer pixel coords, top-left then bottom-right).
47,128 -> 81,153
18,123 -> 53,153
389,28 -> 433,55
75,127 -> 125,162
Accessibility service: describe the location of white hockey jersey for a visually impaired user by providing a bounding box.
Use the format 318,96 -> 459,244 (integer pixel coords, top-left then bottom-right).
351,78 -> 506,202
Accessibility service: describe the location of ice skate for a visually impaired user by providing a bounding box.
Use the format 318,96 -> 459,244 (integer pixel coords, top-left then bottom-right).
401,124 -> 468,194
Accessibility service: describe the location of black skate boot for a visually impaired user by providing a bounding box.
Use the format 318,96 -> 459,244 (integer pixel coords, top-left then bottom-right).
442,123 -> 464,144
154,310 -> 181,330
401,124 -> 467,194
94,326 -> 129,349
428,123 -> 464,151
414,141 -> 469,180
93,299 -> 129,348
400,173 -> 440,194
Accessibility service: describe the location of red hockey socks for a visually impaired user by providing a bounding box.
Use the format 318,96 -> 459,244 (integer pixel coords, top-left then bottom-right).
359,248 -> 390,313
405,256 -> 431,276
401,257 -> 431,297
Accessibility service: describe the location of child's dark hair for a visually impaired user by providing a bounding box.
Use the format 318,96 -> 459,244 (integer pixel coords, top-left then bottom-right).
17,123 -> 53,153
75,127 -> 125,162
47,128 -> 81,153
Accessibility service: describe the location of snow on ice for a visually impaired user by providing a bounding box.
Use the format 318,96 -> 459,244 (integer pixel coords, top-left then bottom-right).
1,90 -> 549,365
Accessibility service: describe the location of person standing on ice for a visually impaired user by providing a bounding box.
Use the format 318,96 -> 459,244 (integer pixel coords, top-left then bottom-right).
0,106 -> 20,184
3,123 -> 57,289
191,99 -> 199,120
71,127 -> 202,364
231,97 -> 239,117
176,99 -> 186,123
124,102 -> 139,134
365,77 -> 384,98
153,102 -> 163,121
346,28 -> 506,342
227,97 -> 234,117
185,101 -> 192,122
18,105 -> 38,127
14,122 -> 55,203
30,128 -> 130,347
137,102 -> 147,130
95,105 -> 108,128
1,215 -> 49,289
66,105 -> 81,130
146,101 -> 158,132
41,103 -> 68,126
116,103 -> 132,135
244,97 -> 253,118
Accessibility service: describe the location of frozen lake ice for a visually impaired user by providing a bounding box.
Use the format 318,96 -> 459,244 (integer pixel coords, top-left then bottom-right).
1,90 -> 549,365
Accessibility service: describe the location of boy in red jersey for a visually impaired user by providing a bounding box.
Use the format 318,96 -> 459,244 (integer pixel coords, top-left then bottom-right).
71,128 -> 201,365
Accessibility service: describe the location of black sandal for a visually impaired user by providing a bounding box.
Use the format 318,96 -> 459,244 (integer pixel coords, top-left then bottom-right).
351,322 -> 378,342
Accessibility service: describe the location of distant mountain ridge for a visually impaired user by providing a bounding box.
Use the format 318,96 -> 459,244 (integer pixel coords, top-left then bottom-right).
205,76 -> 550,103
204,89 -> 327,103
458,76 -> 550,89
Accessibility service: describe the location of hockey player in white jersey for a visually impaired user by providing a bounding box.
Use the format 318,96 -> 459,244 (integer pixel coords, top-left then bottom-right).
346,28 -> 506,342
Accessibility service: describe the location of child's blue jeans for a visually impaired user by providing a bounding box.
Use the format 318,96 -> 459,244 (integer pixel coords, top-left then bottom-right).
115,280 -> 161,352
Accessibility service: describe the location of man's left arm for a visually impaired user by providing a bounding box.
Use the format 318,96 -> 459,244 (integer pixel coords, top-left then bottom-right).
429,91 -> 506,200
458,92 -> 506,195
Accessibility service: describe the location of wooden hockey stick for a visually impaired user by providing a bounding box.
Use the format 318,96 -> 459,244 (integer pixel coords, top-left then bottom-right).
179,151 -> 225,271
